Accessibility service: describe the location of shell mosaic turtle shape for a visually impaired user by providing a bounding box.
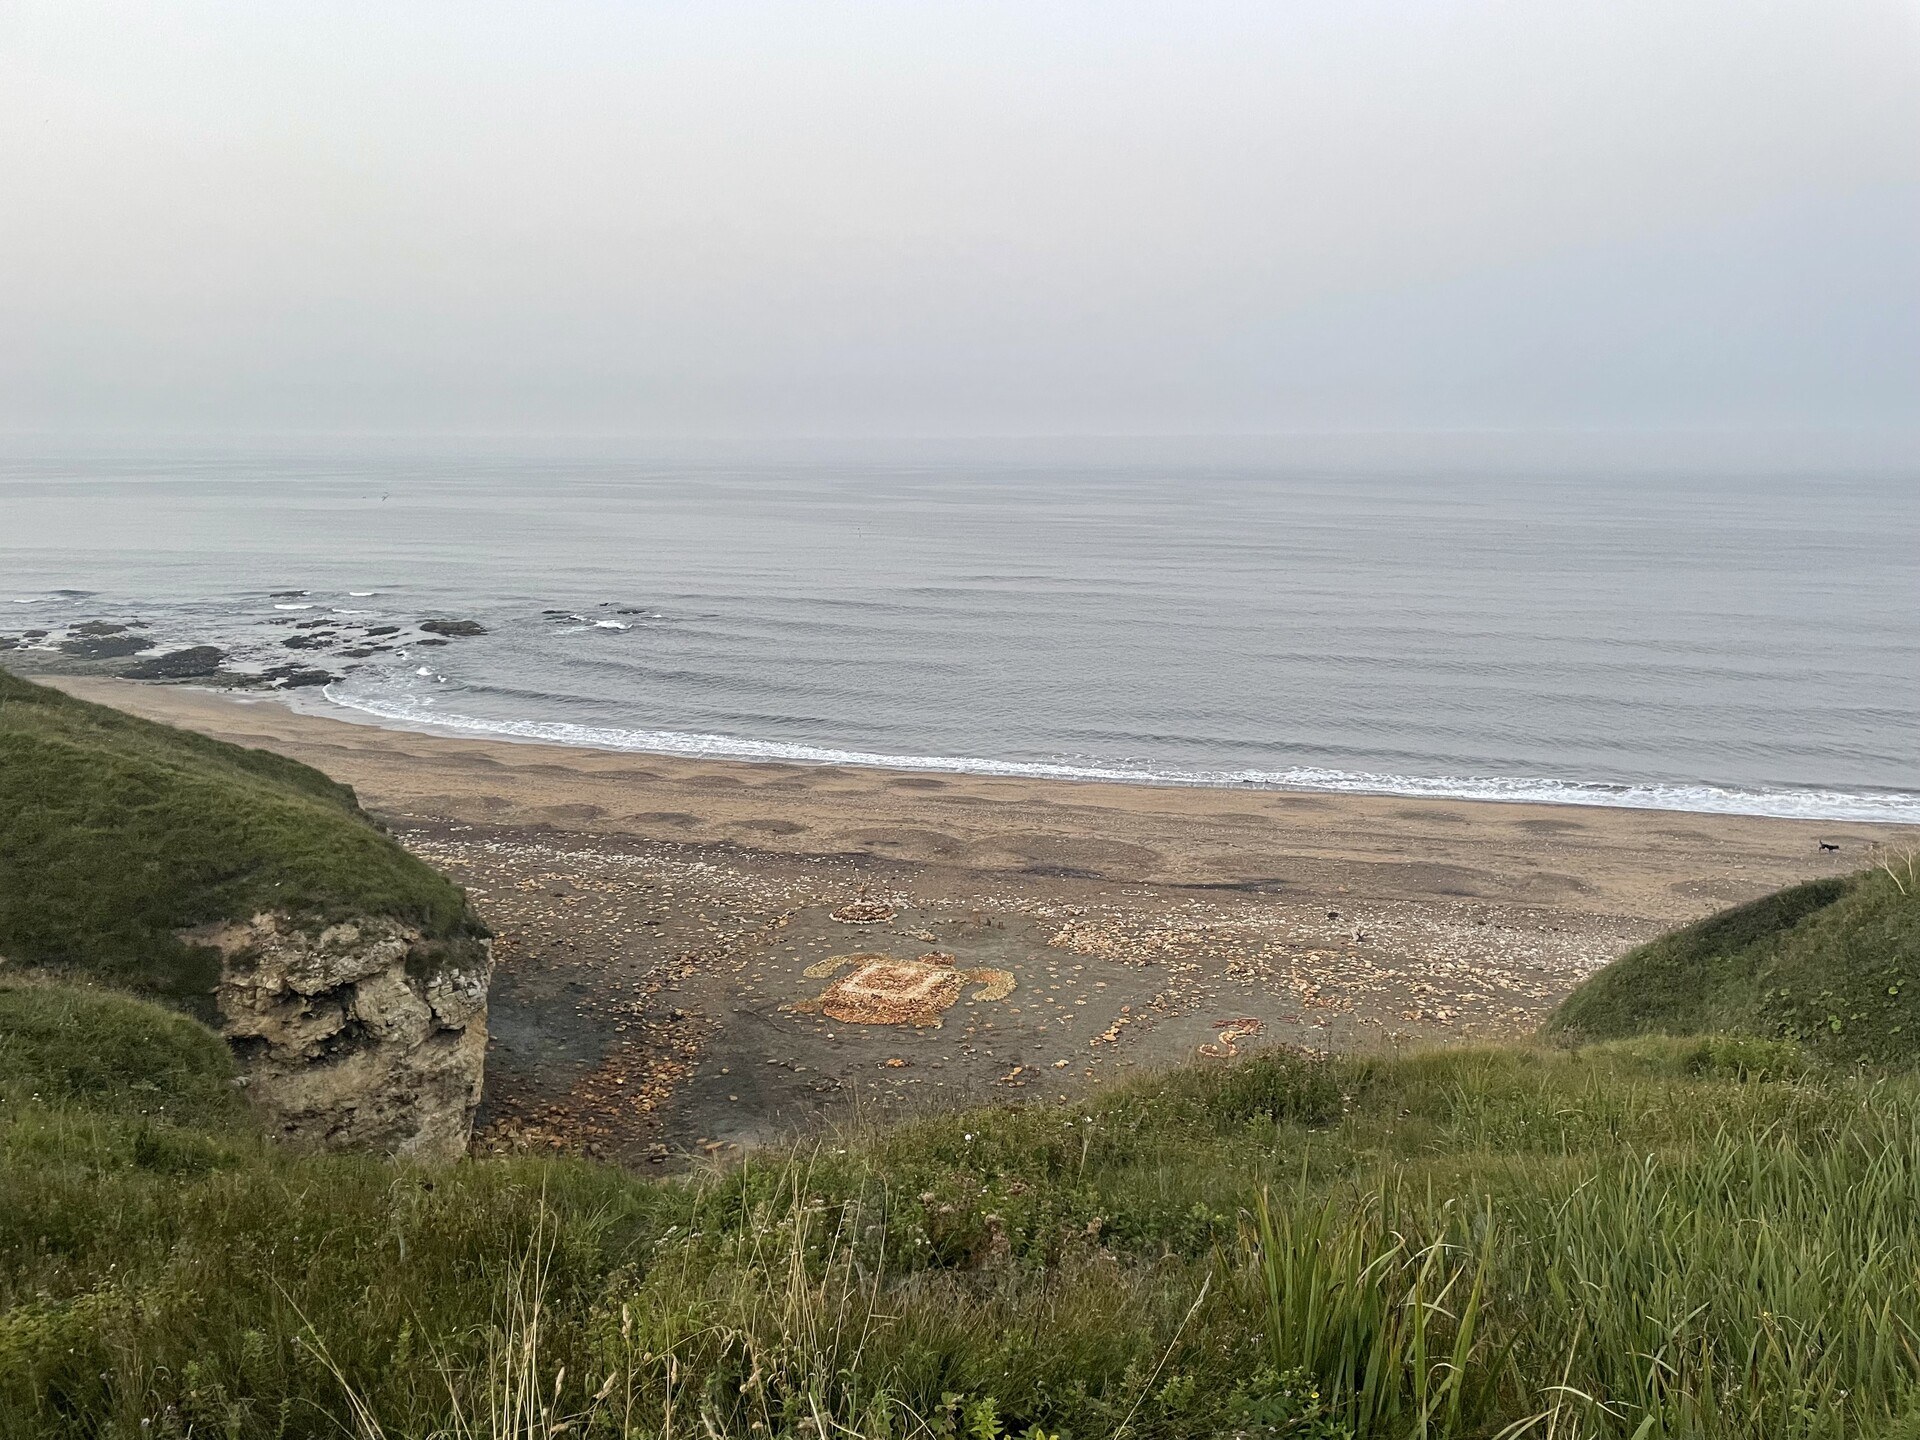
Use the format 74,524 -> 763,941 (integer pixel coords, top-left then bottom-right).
790,951 -> 1015,1027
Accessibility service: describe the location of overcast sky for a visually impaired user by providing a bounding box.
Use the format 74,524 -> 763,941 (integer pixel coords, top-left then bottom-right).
3,1 -> 1917,441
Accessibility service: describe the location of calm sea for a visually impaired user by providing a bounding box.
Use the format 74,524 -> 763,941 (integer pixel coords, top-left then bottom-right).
3,447 -> 1916,822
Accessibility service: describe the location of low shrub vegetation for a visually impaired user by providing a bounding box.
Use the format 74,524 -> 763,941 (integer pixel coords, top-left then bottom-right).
10,976 -> 1920,1438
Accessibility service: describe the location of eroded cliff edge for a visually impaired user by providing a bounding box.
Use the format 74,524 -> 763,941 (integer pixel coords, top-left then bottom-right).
184,914 -> 491,1160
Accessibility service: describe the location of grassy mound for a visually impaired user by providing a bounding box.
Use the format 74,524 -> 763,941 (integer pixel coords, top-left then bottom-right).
0,671 -> 478,1008
10,977 -> 1920,1438
0,980 -> 247,1132
1547,862 -> 1920,1064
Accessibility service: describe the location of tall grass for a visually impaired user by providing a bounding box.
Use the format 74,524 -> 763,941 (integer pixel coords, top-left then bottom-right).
1245,1082 -> 1920,1438
16,1012 -> 1920,1437
1249,1186 -> 1500,1436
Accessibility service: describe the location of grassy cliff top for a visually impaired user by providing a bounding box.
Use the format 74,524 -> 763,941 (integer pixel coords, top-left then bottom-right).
0,978 -> 248,1134
0,670 -> 477,1005
1547,860 -> 1920,1063
11,970 -> 1920,1438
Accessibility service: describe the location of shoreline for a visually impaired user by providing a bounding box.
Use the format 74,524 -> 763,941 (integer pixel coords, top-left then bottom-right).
313,684 -> 1920,824
304,672 -> 1920,824
32,672 -> 1906,909
6,644 -> 1915,826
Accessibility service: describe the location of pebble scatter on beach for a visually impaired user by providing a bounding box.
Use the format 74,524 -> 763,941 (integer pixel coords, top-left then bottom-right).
399,823 -> 1657,1166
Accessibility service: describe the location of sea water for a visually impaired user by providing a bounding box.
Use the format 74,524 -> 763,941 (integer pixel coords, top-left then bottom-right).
2,444 -> 1915,822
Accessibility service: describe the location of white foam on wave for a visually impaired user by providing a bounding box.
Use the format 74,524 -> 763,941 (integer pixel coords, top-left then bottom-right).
273,603 -> 314,611
318,686 -> 1920,824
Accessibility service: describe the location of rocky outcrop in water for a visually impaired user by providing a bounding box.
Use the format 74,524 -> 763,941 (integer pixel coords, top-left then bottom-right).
179,912 -> 491,1162
59,633 -> 153,660
122,645 -> 226,680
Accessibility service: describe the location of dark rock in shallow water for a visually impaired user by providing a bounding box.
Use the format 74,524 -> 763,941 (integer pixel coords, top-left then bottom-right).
0,637 -> 17,651
366,625 -> 400,637
282,634 -> 332,650
260,663 -> 335,687
419,618 -> 486,637
59,633 -> 154,660
22,630 -> 48,639
72,620 -> 132,637
269,590 -> 307,598
122,645 -> 226,680
416,637 -> 449,647
218,663 -> 336,690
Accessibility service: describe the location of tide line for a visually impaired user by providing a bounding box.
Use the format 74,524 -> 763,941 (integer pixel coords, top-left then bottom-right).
319,686 -> 1920,824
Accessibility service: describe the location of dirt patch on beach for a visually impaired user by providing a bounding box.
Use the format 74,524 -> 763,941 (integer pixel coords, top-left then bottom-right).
403,822 -> 1654,1166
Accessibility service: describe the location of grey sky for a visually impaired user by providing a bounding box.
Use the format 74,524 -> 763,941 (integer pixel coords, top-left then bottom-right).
3,1 -> 1917,439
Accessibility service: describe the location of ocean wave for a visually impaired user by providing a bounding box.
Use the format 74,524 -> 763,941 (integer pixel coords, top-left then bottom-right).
319,686 -> 1920,823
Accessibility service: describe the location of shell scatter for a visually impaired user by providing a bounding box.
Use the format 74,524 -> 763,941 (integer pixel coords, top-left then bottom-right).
1198,1016 -> 1264,1059
389,822 -> 1652,1162
830,900 -> 897,925
794,950 -> 1015,1027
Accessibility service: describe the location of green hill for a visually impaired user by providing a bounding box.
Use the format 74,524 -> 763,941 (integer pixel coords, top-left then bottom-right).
1547,861 -> 1920,1064
0,670 -> 478,1011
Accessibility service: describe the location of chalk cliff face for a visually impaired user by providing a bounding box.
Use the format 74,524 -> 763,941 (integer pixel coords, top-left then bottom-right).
179,913 -> 490,1162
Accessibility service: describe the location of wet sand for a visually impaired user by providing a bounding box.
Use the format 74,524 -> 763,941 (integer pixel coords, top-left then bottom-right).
42,676 -> 1907,1163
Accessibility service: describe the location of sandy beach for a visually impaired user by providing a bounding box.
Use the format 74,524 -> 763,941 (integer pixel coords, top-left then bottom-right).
45,676 -> 1907,1163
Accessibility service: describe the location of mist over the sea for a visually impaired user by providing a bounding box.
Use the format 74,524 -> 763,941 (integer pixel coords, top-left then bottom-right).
5,2 -> 1916,440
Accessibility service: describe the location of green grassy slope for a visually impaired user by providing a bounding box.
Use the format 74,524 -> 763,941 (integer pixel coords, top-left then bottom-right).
0,671 -> 478,1007
1547,864 -> 1920,1064
8,975 -> 1920,1440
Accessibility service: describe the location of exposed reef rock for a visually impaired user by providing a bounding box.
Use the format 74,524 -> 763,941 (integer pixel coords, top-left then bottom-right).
122,645 -> 226,680
420,618 -> 487,636
59,633 -> 153,660
180,912 -> 491,1161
